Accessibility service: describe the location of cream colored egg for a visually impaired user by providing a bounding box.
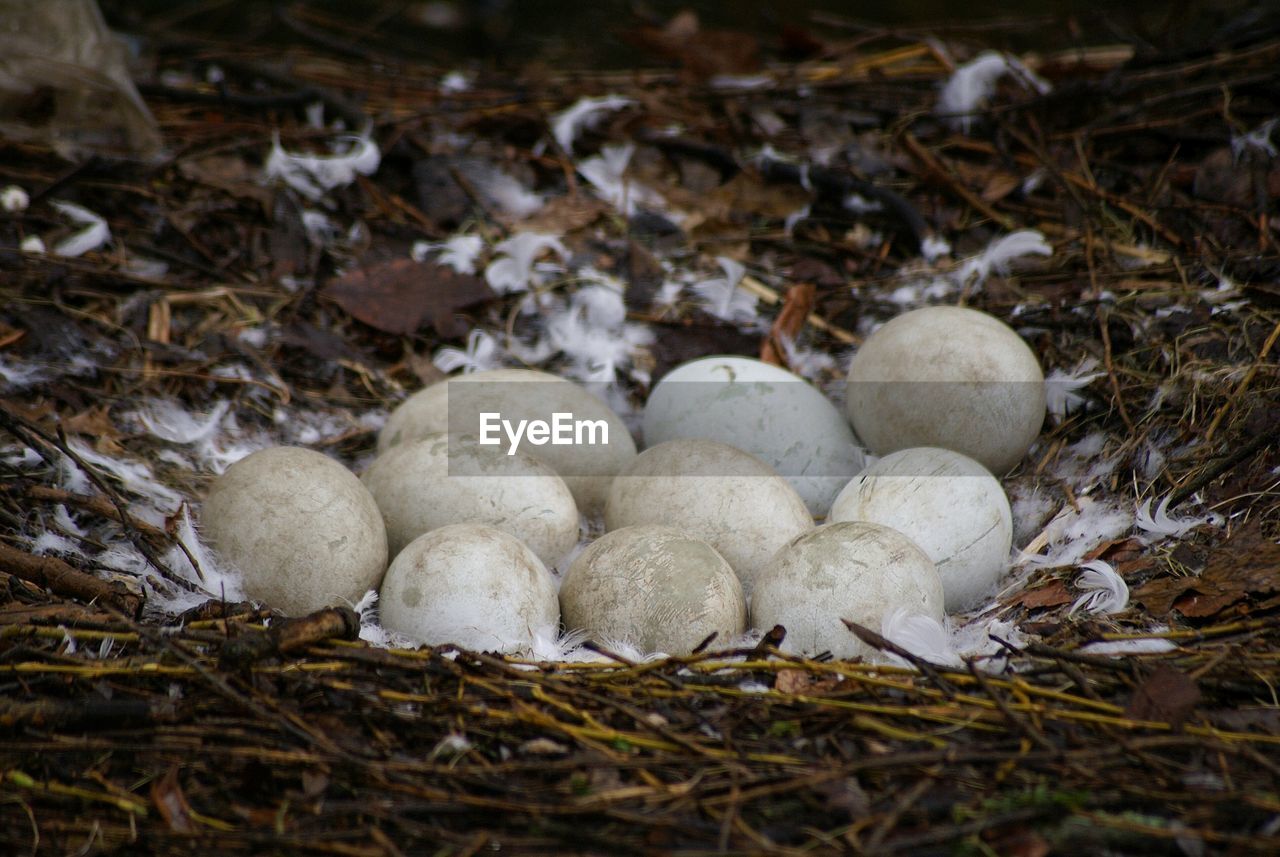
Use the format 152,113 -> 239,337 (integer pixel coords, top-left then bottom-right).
201,446 -> 387,616
751,521 -> 943,660
377,368 -> 635,515
845,306 -> 1045,474
559,525 -> 745,655
379,523 -> 558,652
604,438 -> 813,598
643,355 -> 864,516
362,433 -> 578,567
829,447 -> 1012,612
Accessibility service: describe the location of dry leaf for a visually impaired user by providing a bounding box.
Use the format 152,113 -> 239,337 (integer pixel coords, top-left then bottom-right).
323,259 -> 494,337
1124,665 -> 1201,728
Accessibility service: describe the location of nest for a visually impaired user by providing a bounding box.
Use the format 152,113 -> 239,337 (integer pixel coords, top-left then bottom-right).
0,3 -> 1277,853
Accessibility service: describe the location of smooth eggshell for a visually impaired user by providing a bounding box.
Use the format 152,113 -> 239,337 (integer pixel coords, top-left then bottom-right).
377,368 -> 635,514
643,355 -> 864,516
604,438 -> 813,598
362,433 -> 579,567
751,521 -> 943,660
559,525 -> 745,655
829,447 -> 1012,612
379,523 -> 558,652
202,446 -> 387,616
845,306 -> 1045,474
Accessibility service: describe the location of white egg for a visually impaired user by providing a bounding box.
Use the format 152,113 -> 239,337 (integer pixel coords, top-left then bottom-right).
751,521 -> 943,660
379,523 -> 558,652
201,446 -> 387,616
362,433 -> 579,567
378,368 -> 636,515
829,447 -> 1012,612
605,438 -> 813,598
643,355 -> 863,516
845,306 -> 1045,474
559,525 -> 746,655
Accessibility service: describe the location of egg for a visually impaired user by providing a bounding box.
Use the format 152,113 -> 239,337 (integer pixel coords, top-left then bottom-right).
604,438 -> 813,598
559,525 -> 746,655
829,447 -> 1012,612
379,523 -> 558,652
361,433 -> 579,567
845,306 -> 1045,474
377,368 -> 635,515
642,355 -> 864,516
201,446 -> 387,616
751,521 -> 943,661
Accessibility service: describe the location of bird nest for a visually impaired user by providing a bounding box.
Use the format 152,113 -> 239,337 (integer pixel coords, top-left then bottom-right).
0,4 -> 1277,853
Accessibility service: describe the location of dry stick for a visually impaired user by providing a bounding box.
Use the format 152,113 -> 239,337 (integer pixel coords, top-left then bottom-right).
4,484 -> 168,541
0,406 -> 200,588
0,542 -> 142,617
1168,430 -> 1276,508
840,618 -> 958,698
1098,308 -> 1137,434
898,132 -> 1016,230
1203,315 -> 1280,443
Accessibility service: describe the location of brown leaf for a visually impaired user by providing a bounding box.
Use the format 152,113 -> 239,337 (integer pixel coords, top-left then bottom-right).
151,765 -> 195,833
322,259 -> 494,337
1133,522 -> 1280,618
622,12 -> 760,80
761,283 -> 816,368
61,405 -> 120,441
980,171 -> 1023,203
1008,579 -> 1072,610
1123,665 -> 1201,728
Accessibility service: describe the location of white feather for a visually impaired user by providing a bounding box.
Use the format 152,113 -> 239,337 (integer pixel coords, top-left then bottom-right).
1135,495 -> 1219,541
1230,118 -> 1278,160
1044,358 -> 1101,422
434,328 -> 506,374
1067,559 -> 1128,615
50,201 -> 111,257
483,232 -> 567,294
938,51 -> 1051,134
550,95 -> 633,152
264,131 -> 380,200
880,608 -> 961,667
1,185 -> 29,213
691,257 -> 760,325
956,229 -> 1052,287
577,143 -> 666,215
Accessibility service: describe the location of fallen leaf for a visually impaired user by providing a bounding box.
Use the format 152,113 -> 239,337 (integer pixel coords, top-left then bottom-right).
1008,579 -> 1072,610
1123,665 -> 1201,728
761,283 -> 815,367
1132,522 -> 1280,618
151,765 -> 195,833
622,11 -> 760,81
61,405 -> 120,441
322,258 -> 494,337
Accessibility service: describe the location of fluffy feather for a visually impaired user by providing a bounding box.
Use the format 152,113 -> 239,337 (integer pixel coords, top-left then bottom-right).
956,230 -> 1052,288
937,51 -> 1051,134
1135,495 -> 1220,541
264,131 -> 380,200
434,328 -> 506,374
484,232 -> 568,294
691,258 -> 760,326
1067,559 -> 1129,616
1045,358 -> 1101,422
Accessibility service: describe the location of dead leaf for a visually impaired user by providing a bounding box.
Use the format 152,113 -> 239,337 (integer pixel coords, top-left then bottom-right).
61,405 -> 120,441
322,259 -> 494,337
1008,579 -> 1072,610
300,768 -> 329,798
520,195 -> 607,234
980,171 -> 1023,203
622,11 -> 760,81
1123,665 -> 1201,728
151,765 -> 195,833
1133,522 -> 1280,618
761,283 -> 815,367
